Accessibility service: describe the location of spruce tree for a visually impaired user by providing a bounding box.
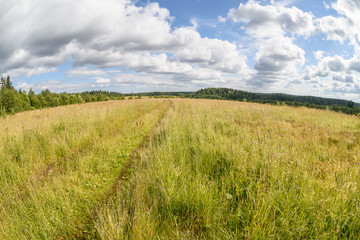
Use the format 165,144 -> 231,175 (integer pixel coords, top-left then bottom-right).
28,89 -> 42,109
0,77 -> 5,90
21,91 -> 31,110
0,89 -> 17,113
5,76 -> 12,90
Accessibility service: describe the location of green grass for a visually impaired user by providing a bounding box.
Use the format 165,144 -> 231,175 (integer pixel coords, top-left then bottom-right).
94,99 -> 360,239
1,98 -> 360,239
0,99 -> 171,239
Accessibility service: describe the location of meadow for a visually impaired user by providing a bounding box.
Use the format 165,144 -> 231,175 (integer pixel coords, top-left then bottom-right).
0,99 -> 170,239
1,98 -> 360,239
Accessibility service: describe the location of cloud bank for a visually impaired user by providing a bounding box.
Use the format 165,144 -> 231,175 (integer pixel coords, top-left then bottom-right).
225,0 -> 360,96
0,0 -> 251,91
0,0 -> 359,100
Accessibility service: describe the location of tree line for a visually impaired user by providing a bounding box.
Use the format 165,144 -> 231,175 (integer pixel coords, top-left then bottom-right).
0,76 -> 125,116
1,76 -> 359,117
186,88 -> 360,116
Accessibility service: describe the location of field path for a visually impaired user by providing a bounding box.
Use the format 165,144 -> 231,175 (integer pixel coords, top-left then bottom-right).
92,98 -> 360,239
77,99 -> 173,239
0,99 -> 172,240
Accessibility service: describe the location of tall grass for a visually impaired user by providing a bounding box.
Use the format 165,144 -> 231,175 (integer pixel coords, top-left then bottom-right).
94,99 -> 360,239
1,98 -> 360,239
0,99 -> 171,239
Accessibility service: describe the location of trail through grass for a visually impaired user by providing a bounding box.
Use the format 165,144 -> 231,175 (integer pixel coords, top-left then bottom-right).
0,99 -> 171,239
94,99 -> 360,239
2,98 -> 360,239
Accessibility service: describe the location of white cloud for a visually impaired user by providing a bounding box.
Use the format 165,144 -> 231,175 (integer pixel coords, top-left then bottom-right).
5,67 -> 58,78
227,0 -> 315,38
2,0 -> 360,97
226,1 -> 309,88
36,80 -> 89,92
254,37 -> 305,73
332,0 -> 360,24
302,0 -> 360,96
349,59 -> 360,72
95,78 -> 111,84
318,0 -> 360,44
318,16 -> 355,43
171,28 -> 250,74
112,74 -> 167,86
15,80 -> 89,93
218,16 -> 226,23
16,82 -> 34,91
225,0 -> 360,96
323,1 -> 331,10
0,0 -> 249,89
314,50 -> 325,60
303,53 -> 360,96
67,67 -> 106,77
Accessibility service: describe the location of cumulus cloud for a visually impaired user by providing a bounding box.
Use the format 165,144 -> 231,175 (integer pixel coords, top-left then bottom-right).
226,1 -> 310,88
0,0 -> 250,89
332,0 -> 360,25
248,36 -> 305,87
225,0 -> 360,95
303,53 -> 360,95
3,0 -> 360,97
227,0 -> 315,37
300,0 -> 360,96
254,37 -> 305,73
349,60 -> 360,72
316,55 -> 347,75
172,28 -> 249,73
318,16 -> 355,43
318,0 -> 360,43
302,0 -> 360,95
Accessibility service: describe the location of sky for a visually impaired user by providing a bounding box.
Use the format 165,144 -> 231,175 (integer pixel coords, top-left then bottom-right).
1,0 -> 360,101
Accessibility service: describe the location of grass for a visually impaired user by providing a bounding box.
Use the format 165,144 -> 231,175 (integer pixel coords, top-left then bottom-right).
93,99 -> 360,239
0,99 -> 171,239
1,98 -> 360,239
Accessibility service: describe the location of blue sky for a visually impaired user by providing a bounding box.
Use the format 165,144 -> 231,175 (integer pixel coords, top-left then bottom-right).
1,0 -> 360,101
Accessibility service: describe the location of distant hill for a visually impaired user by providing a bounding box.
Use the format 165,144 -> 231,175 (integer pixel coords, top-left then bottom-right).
184,88 -> 360,115
70,87 -> 359,116
256,92 -> 358,107
134,88 -> 358,107
132,88 -> 359,115
127,91 -> 193,97
186,88 -> 357,107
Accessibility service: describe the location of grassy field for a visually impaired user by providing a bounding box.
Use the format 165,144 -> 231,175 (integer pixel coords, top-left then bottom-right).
1,98 -> 360,239
93,99 -> 360,239
0,99 -> 171,239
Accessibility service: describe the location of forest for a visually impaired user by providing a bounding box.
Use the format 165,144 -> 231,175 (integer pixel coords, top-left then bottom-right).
0,76 -> 125,116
